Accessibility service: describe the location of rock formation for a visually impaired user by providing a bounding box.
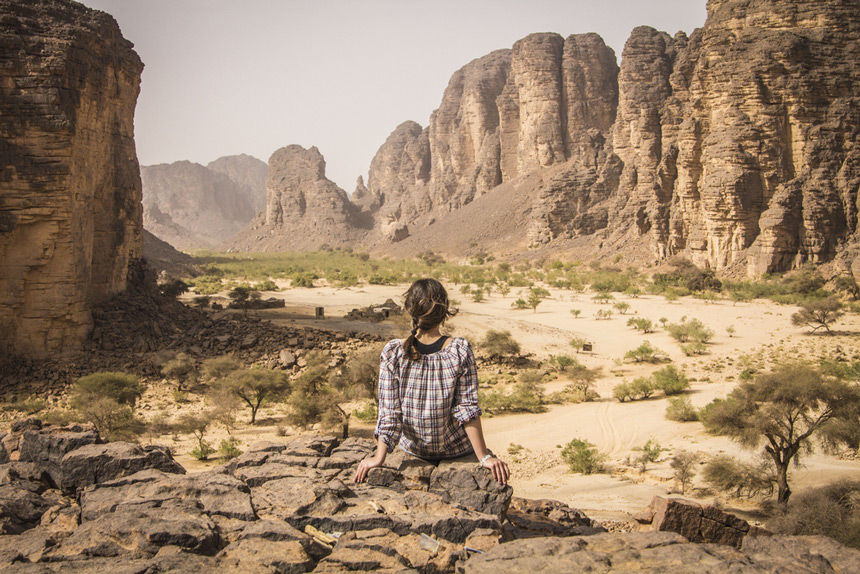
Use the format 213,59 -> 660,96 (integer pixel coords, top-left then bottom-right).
237,0 -> 860,276
0,0 -> 143,358
2,423 -> 858,573
142,157 -> 265,250
229,145 -> 367,251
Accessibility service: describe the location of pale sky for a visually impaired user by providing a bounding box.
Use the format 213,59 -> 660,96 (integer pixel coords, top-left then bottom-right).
79,0 -> 706,193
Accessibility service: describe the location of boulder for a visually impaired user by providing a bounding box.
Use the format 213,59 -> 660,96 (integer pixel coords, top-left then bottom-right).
636,496 -> 752,548
59,442 -> 185,494
17,425 -> 101,488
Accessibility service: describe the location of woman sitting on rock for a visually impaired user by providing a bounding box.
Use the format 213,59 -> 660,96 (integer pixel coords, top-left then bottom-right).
353,278 -> 510,485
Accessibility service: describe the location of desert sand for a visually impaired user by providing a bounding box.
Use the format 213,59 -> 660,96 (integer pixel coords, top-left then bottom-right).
166,282 -> 860,523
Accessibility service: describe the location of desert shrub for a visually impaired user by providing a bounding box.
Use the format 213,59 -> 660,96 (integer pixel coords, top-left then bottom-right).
633,439 -> 663,471
570,309 -> 582,319
671,451 -> 699,494
561,438 -> 606,474
680,342 -> 708,356
652,365 -> 690,395
666,397 -> 699,422
767,480 -> 860,549
290,272 -> 316,287
545,385 -> 597,404
511,298 -> 529,310
201,356 -> 241,381
218,437 -> 242,461
627,317 -> 655,333
74,372 -> 144,407
703,455 -> 775,499
592,293 -> 614,304
480,382 -> 545,414
613,382 -> 635,402
549,354 -> 575,372
254,279 -> 279,291
471,290 -> 484,303
595,309 -> 613,320
630,376 -> 656,399
613,302 -> 631,314
624,341 -> 666,363
193,295 -> 211,308
665,318 -> 714,344
480,330 -> 521,360
190,275 -> 225,295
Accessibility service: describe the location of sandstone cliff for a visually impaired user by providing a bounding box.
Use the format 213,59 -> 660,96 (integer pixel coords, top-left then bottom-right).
0,0 -> 143,358
142,158 -> 264,250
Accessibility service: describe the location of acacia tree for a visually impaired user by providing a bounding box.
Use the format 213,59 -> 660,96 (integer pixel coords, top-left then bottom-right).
216,368 -> 290,423
701,363 -> 860,504
791,298 -> 844,334
287,352 -> 351,438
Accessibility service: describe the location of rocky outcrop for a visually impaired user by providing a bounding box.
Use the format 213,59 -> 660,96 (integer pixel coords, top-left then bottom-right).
229,145 -> 367,251
3,425 -> 858,573
0,0 -> 143,358
634,496 -> 761,548
142,159 -> 262,250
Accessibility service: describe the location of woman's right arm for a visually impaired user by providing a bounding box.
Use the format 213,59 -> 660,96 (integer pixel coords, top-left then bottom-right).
354,342 -> 401,483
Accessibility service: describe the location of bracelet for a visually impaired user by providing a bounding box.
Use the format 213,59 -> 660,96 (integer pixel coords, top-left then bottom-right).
479,452 -> 494,466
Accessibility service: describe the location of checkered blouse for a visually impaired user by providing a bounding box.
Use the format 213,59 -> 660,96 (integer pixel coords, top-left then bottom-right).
374,337 -> 482,459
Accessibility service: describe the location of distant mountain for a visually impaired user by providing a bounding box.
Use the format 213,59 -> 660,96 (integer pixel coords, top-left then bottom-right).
141,155 -> 267,250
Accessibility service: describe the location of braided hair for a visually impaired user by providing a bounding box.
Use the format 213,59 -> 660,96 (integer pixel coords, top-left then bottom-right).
402,278 -> 456,361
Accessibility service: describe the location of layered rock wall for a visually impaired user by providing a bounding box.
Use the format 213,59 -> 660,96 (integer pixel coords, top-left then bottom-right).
0,0 -> 143,358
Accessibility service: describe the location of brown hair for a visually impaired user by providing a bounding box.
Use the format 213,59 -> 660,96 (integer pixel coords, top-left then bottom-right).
402,278 -> 456,361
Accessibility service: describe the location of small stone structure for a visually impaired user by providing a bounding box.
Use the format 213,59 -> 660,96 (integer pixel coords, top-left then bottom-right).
345,298 -> 403,323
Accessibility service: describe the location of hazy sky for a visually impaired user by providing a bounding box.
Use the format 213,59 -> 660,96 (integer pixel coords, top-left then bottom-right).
79,0 -> 706,192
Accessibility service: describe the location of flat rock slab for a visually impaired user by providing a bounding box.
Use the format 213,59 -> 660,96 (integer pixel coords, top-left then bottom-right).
80,469 -> 256,521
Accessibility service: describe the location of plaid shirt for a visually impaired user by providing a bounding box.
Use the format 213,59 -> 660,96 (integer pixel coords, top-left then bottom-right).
374,337 -> 482,459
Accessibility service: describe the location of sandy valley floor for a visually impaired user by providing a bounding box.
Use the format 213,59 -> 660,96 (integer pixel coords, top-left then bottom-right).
165,282 -> 860,523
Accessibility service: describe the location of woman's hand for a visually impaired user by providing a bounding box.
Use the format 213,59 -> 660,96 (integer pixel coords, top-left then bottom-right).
353,454 -> 385,483
481,456 -> 510,485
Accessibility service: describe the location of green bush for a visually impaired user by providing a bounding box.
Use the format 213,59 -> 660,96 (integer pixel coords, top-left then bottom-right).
665,397 -> 699,422
652,365 -> 690,395
218,437 -> 242,461
201,356 -> 241,381
352,401 -> 378,422
511,298 -> 529,309
3,396 -> 47,415
613,382 -> 635,402
631,377 -> 656,399
665,318 -> 714,344
561,438 -> 606,474
633,439 -> 663,471
624,341 -> 666,363
254,279 -> 279,291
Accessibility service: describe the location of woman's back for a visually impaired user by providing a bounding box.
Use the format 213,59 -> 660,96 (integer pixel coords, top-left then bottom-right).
375,337 -> 481,459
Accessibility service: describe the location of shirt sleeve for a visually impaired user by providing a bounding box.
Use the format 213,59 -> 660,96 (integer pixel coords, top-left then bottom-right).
374,341 -> 402,452
452,340 -> 482,424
